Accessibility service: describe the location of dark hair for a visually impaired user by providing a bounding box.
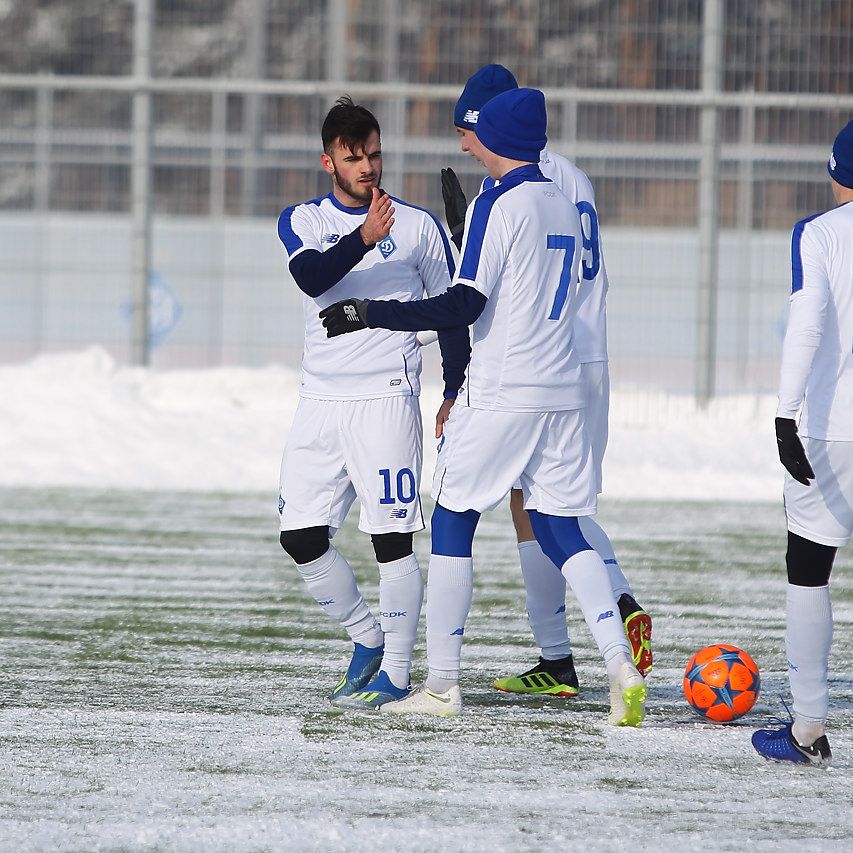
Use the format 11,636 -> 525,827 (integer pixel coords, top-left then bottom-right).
321,96 -> 381,154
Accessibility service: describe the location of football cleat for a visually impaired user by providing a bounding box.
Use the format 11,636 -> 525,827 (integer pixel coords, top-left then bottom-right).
608,659 -> 647,727
752,723 -> 832,767
380,683 -> 462,717
493,655 -> 579,697
328,642 -> 384,702
619,594 -> 653,679
332,670 -> 410,711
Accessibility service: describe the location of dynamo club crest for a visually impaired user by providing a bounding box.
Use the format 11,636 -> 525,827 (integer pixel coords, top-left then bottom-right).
377,236 -> 397,259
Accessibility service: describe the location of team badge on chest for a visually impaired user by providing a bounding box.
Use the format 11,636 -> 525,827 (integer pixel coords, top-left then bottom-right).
377,236 -> 397,258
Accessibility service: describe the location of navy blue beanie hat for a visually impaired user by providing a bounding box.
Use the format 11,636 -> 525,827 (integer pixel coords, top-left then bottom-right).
454,64 -> 518,129
828,121 -> 853,188
476,88 -> 547,163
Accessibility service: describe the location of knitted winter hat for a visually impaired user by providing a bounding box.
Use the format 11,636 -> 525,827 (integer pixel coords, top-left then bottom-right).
475,87 -> 547,163
453,64 -> 518,129
828,121 -> 853,188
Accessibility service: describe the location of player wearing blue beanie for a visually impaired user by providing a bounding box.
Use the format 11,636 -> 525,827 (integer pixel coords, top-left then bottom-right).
441,66 -> 655,705
828,120 -> 853,189
453,64 -> 518,130
751,122 -> 853,767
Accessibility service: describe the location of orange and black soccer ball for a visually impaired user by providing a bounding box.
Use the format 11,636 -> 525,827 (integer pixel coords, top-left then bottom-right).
683,643 -> 760,723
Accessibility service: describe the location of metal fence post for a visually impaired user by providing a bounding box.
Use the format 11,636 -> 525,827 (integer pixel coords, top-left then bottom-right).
131,0 -> 153,366
696,0 -> 723,407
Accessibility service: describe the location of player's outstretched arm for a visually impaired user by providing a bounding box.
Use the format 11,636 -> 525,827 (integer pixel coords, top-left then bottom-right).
441,167 -> 467,252
319,283 -> 486,338
775,417 -> 815,486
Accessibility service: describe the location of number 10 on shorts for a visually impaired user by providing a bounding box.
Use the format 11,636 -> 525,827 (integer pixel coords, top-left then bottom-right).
379,468 -> 417,505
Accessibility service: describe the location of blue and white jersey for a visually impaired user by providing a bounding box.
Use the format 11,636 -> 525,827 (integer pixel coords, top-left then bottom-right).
778,202 -> 853,440
279,193 -> 454,400
481,149 -> 609,363
457,163 -> 585,412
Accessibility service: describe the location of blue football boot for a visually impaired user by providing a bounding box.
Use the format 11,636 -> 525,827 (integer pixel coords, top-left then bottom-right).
328,642 -> 384,703
752,723 -> 832,767
332,670 -> 411,711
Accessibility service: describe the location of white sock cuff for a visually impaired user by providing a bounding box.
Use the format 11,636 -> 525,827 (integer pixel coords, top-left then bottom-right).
787,584 -> 832,620
295,545 -> 338,580
430,555 -> 473,587
378,552 -> 420,580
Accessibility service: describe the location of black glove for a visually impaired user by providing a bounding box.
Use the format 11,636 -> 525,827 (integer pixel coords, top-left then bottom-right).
775,417 -> 815,486
441,167 -> 467,239
319,298 -> 371,338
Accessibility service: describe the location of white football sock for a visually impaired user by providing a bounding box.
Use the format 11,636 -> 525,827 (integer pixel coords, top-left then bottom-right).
296,546 -> 383,648
517,540 -> 572,660
424,555 -> 474,690
377,553 -> 424,689
560,549 -> 630,665
786,583 -> 833,727
578,516 -> 633,599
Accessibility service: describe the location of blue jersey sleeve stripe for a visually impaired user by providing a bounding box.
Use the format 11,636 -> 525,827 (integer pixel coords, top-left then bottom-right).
278,205 -> 304,255
277,196 -> 324,256
790,211 -> 823,293
390,196 -> 456,279
458,183 -> 515,282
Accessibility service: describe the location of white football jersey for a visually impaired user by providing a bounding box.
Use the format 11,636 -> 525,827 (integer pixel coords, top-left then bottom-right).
777,201 -> 853,440
482,149 -> 609,363
457,164 -> 585,412
279,194 -> 454,400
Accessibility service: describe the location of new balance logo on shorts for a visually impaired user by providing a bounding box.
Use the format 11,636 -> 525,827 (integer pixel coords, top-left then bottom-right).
464,109 -> 479,124
596,610 -> 614,622
389,508 -> 408,518
344,305 -> 360,322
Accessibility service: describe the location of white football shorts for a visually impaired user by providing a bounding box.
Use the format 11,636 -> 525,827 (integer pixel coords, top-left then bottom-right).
510,360 -> 609,494
279,395 -> 425,535
433,403 -> 597,516
784,438 -> 853,547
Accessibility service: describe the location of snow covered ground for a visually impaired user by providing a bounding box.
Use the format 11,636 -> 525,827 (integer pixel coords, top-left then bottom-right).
1,350 -> 851,851
0,489 -> 851,851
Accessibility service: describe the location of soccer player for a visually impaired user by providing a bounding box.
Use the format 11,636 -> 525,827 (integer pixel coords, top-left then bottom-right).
320,88 -> 647,726
276,97 -> 467,711
440,65 -> 652,698
752,122 -> 853,767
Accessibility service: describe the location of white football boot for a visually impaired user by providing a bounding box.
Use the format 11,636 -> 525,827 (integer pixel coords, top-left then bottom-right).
608,658 -> 647,727
380,683 -> 462,717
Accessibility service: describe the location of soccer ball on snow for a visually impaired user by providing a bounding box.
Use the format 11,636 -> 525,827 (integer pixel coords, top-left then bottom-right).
683,643 -> 760,723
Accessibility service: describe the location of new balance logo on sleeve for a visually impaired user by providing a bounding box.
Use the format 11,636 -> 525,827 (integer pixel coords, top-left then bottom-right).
344,305 -> 360,322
